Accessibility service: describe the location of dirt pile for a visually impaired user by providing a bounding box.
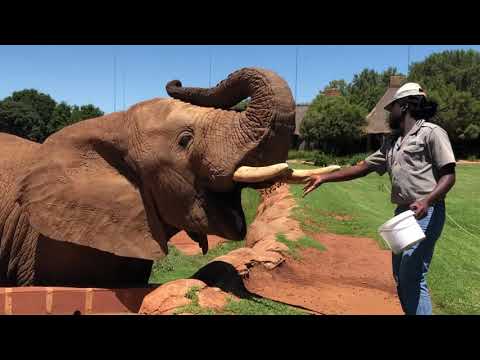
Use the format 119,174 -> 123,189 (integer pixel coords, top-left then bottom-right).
246,184 -> 304,247
139,279 -> 235,315
245,233 -> 402,315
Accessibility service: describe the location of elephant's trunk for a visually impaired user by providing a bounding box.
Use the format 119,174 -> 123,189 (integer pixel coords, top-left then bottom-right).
166,68 -> 296,192
166,67 -> 296,152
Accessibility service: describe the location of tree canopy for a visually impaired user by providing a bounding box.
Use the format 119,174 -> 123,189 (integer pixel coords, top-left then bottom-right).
408,49 -> 480,145
301,49 -> 480,157
300,67 -> 403,153
326,67 -> 404,111
0,89 -> 104,142
0,100 -> 43,141
300,95 -> 367,155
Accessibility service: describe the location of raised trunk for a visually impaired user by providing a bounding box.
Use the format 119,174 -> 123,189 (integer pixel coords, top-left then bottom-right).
166,68 -> 296,190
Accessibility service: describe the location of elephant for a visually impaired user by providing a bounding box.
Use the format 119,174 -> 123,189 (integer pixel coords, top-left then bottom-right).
0,67 -> 296,287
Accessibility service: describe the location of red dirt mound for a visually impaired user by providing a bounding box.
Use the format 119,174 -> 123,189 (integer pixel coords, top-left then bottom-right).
245,232 -> 402,315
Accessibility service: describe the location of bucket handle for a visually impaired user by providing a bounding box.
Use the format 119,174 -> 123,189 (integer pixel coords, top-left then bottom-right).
379,223 -> 420,233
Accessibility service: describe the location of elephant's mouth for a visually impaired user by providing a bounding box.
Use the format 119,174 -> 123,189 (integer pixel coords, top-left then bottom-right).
203,164 -> 291,241
189,164 -> 342,248
205,184 -> 246,241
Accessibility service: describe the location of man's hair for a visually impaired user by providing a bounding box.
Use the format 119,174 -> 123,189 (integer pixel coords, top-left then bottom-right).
398,95 -> 438,120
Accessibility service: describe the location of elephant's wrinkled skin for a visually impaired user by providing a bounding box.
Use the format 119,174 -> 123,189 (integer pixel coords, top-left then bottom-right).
0,68 -> 295,287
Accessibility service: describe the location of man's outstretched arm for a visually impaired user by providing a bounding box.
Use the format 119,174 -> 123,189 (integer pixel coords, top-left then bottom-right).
303,161 -> 375,197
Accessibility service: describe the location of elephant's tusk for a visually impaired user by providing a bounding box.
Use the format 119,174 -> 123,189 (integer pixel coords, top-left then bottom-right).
233,163 -> 341,184
233,163 -> 290,183
283,165 -> 341,184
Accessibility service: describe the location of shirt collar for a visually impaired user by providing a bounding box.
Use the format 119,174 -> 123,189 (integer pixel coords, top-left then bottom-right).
394,119 -> 425,150
408,119 -> 425,136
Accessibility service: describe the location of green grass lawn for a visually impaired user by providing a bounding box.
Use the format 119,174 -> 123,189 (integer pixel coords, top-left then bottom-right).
288,162 -> 480,315
173,285 -> 307,315
149,188 -> 308,315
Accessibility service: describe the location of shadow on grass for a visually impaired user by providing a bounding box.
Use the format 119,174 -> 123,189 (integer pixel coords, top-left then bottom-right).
191,261 -> 251,299
191,260 -> 314,315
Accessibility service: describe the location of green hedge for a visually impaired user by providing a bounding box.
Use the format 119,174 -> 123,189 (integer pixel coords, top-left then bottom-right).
288,150 -> 370,167
313,152 -> 370,167
287,150 -> 318,161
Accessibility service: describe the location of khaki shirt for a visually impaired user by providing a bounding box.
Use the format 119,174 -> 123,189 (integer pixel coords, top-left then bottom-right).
365,120 -> 456,206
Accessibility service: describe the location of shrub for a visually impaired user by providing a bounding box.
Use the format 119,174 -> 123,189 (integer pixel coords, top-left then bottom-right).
313,152 -> 370,167
313,152 -> 335,167
288,150 -> 317,161
300,92 -> 367,156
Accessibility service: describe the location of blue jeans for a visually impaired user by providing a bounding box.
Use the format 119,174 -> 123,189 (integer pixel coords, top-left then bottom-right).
392,202 -> 445,315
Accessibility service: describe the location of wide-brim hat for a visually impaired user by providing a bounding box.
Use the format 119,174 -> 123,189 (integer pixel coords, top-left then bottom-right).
384,82 -> 427,111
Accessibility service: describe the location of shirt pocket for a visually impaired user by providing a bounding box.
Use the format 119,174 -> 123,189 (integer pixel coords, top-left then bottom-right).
403,143 -> 426,167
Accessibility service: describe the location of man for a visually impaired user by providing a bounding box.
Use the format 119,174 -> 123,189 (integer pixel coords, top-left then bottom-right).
303,83 -> 456,315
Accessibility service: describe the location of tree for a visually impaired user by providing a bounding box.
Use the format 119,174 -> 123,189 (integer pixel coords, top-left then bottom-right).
2,89 -> 57,142
409,49 -> 480,151
347,67 -> 404,111
300,95 -> 367,154
0,88 -> 105,142
409,49 -> 480,98
49,102 -> 72,134
0,100 -> 43,141
5,89 -> 56,126
70,104 -> 104,124
300,67 -> 402,153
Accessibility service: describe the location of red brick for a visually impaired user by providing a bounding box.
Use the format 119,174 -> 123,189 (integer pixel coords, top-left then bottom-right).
91,289 -> 130,314
0,288 -> 5,315
113,288 -> 156,313
11,288 -> 47,315
51,288 -> 86,315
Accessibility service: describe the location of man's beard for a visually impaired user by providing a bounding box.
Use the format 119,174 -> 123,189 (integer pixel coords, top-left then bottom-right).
388,113 -> 402,130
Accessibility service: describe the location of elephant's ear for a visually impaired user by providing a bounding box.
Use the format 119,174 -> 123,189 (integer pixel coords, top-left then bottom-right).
16,132 -> 167,260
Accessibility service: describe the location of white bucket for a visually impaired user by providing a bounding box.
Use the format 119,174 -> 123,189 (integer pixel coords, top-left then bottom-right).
378,210 -> 426,254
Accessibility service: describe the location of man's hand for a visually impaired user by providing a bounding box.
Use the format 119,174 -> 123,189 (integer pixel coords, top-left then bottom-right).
301,162 -> 373,198
302,175 -> 325,198
409,199 -> 430,219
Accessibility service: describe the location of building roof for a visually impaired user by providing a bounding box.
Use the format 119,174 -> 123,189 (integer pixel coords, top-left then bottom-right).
365,76 -> 405,134
294,104 -> 309,136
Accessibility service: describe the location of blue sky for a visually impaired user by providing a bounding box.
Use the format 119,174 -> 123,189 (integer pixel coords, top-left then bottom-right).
1,45 -> 480,113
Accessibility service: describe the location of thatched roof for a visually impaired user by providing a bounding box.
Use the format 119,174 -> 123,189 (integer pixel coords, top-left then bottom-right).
294,104 -> 310,136
365,76 -> 405,134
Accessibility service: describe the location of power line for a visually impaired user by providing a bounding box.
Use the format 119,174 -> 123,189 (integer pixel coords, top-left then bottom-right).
295,45 -> 299,104
209,47 -> 213,87
122,70 -> 126,110
407,45 -> 411,77
113,52 -> 117,112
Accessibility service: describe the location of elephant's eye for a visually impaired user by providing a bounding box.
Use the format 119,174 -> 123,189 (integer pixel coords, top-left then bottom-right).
178,133 -> 193,149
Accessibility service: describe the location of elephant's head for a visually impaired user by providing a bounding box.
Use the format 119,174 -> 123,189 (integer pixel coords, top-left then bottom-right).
17,68 -> 295,260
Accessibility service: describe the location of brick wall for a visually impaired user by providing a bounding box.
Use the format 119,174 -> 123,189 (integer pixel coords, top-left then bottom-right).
0,287 -> 156,315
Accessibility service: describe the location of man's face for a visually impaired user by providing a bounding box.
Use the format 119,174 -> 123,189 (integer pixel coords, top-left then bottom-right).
388,102 -> 404,130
